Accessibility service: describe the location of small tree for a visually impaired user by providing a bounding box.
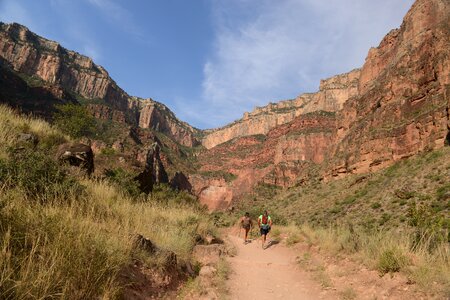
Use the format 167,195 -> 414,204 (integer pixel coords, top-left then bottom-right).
53,103 -> 96,138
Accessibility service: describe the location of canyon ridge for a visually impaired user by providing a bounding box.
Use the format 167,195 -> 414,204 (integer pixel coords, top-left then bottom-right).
0,0 -> 449,210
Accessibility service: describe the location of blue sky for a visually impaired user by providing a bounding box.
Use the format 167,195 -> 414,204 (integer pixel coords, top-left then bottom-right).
0,0 -> 414,129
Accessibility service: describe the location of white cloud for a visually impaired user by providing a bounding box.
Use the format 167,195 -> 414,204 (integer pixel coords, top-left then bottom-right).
198,0 -> 415,128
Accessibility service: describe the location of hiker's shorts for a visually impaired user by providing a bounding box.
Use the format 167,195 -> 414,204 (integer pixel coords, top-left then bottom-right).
260,227 -> 270,235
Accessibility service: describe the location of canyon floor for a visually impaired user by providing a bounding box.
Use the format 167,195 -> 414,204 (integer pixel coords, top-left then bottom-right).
225,231 -> 433,300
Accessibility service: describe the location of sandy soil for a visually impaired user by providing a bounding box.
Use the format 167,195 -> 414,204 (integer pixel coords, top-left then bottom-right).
225,230 -> 440,300
226,234 -> 336,300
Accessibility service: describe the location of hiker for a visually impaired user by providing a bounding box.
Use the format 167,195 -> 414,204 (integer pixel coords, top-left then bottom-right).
240,212 -> 253,244
258,210 -> 272,249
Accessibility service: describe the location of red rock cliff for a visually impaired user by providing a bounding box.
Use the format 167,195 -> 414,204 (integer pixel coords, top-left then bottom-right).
202,69 -> 360,149
195,0 -> 450,209
0,22 -> 200,147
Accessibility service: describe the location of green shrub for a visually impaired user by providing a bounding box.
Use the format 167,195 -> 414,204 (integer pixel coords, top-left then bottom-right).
104,168 -> 142,198
151,184 -> 199,207
377,248 -> 409,275
407,203 -> 449,249
371,202 -> 382,209
0,150 -> 84,202
100,147 -> 116,156
53,103 -> 96,138
436,183 -> 450,200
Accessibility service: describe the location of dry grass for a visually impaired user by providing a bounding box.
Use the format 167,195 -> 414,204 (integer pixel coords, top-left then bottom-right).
244,148 -> 450,231
0,179 -> 213,299
0,105 -> 69,155
238,146 -> 450,296
296,224 -> 450,295
0,106 -> 214,299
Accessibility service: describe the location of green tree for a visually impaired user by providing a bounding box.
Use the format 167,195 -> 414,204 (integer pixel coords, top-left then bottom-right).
53,103 -> 96,138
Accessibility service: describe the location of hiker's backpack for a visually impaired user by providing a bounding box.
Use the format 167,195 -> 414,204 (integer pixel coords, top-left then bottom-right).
259,215 -> 271,229
262,215 -> 268,225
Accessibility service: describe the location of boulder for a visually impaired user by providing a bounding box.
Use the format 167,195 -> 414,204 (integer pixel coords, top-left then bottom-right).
57,143 -> 94,175
112,141 -> 124,153
192,244 -> 225,266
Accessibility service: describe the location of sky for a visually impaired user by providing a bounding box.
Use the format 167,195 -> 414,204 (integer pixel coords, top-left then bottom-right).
0,0 -> 414,129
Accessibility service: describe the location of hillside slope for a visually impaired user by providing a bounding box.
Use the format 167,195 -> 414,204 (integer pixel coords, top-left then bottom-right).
195,0 -> 450,209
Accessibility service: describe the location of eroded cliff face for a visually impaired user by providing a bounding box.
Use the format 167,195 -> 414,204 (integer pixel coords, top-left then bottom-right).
137,99 -> 200,147
1,0 -> 448,212
195,112 -> 337,209
0,22 -> 200,147
194,0 -> 450,210
330,0 -> 450,177
202,69 -> 360,149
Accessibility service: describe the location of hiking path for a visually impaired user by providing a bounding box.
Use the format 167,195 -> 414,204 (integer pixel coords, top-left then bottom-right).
226,233 -> 335,300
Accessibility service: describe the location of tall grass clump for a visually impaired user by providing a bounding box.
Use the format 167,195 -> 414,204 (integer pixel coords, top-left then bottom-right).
0,105 -> 68,155
0,172 -> 213,299
297,223 -> 449,293
0,106 -> 214,299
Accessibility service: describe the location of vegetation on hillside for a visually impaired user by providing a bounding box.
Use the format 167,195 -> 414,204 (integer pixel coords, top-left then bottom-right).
217,146 -> 450,296
0,105 -> 214,299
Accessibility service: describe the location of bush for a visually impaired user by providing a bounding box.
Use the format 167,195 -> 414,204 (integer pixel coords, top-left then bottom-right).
377,248 -> 409,275
436,183 -> 450,201
104,168 -> 142,198
0,150 -> 84,202
371,202 -> 382,209
53,103 -> 96,138
151,184 -> 199,207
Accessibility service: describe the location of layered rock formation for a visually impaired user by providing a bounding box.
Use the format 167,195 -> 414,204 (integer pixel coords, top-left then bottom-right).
330,0 -> 450,177
202,69 -> 360,149
0,22 -> 200,147
195,0 -> 450,209
0,58 -> 76,117
0,0 -> 448,211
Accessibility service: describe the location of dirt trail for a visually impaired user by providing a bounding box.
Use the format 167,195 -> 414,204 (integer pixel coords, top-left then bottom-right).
226,234 -> 334,300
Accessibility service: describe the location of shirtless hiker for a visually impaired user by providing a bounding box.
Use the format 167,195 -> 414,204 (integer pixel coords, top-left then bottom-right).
258,210 -> 272,249
240,212 -> 253,244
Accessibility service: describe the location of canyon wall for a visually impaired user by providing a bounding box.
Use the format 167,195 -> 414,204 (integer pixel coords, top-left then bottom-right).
195,0 -> 450,209
0,0 -> 448,211
329,0 -> 450,177
201,69 -> 360,149
0,22 -> 200,147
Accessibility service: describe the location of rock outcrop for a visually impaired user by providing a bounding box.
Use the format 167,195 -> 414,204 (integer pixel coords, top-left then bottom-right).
194,0 -> 450,209
0,57 -> 76,118
202,69 -> 360,149
169,171 -> 192,192
134,142 -> 169,194
57,143 -> 94,176
0,22 -> 200,147
329,0 -> 450,177
137,98 -> 200,147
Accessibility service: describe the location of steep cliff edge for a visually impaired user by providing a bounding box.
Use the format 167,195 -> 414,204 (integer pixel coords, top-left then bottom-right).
202,69 -> 360,149
0,22 -> 200,147
330,0 -> 450,177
